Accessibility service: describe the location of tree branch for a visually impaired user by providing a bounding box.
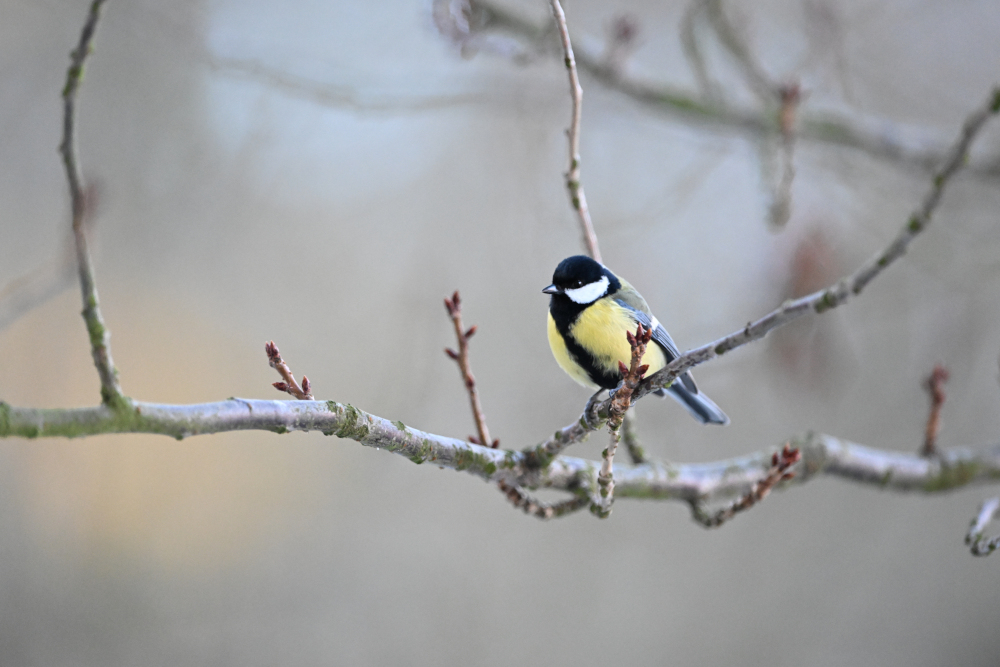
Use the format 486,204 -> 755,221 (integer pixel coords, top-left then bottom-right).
461,0 -> 1000,179
689,443 -> 800,527
2,401 -> 998,506
548,0 -> 602,263
498,480 -> 589,519
443,291 -> 497,447
59,0 -> 124,409
922,364 -> 949,457
966,497 -> 1000,557
266,341 -> 314,400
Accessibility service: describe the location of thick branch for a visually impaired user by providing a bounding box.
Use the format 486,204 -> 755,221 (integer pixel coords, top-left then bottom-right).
548,0 -> 602,263
2,401 -> 998,505
59,0 -> 123,408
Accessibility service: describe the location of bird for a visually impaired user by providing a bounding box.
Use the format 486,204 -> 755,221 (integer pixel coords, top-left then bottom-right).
543,255 -> 728,425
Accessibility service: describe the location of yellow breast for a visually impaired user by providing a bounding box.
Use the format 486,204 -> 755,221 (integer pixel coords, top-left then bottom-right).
547,300 -> 667,389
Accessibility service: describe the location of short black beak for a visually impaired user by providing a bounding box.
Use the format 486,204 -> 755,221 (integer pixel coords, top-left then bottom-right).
542,284 -> 560,295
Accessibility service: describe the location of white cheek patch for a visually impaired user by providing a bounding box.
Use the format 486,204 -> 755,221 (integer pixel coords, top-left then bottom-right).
564,275 -> 610,304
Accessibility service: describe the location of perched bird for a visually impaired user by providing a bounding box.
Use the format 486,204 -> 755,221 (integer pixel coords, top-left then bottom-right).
543,255 -> 728,425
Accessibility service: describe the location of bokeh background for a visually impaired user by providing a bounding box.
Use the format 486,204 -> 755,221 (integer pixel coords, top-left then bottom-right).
2,0 -> 1000,664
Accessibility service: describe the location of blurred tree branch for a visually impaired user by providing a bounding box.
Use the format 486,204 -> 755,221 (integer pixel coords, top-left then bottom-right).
434,0 -> 1000,179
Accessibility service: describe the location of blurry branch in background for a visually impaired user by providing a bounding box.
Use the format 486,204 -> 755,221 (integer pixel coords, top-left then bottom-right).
266,341 -> 314,400
60,0 -> 124,409
770,83 -> 802,227
207,55 -> 484,113
443,291 -> 497,448
966,497 -> 1000,557
434,0 -> 1000,180
701,0 -> 779,104
548,0 -> 602,263
686,0 -> 803,227
922,364 -> 949,458
0,184 -> 98,332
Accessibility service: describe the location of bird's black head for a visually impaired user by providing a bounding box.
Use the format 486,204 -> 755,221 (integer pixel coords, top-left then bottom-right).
542,255 -> 620,305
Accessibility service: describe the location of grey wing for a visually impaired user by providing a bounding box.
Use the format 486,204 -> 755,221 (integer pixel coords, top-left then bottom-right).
613,299 -> 696,393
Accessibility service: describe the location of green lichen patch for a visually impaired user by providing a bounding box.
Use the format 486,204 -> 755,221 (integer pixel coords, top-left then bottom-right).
925,461 -> 980,492
332,404 -> 369,441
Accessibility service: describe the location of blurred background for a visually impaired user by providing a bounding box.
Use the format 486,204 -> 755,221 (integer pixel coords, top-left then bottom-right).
2,0 -> 1000,664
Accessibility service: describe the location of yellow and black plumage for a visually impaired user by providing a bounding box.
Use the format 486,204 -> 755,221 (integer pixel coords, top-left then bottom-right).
544,255 -> 728,425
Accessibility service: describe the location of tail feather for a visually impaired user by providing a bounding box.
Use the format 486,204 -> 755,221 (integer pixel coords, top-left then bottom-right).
656,375 -> 729,425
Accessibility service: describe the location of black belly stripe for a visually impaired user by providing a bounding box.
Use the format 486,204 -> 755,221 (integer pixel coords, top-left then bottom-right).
550,295 -> 625,390
561,329 -> 622,390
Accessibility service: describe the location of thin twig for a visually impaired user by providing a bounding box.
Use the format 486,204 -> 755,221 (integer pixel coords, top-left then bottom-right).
966,497 -> 1000,557
60,0 -> 123,408
497,480 -> 588,519
622,409 -> 646,465
922,364 -> 949,457
548,0 -> 602,263
689,443 -> 800,527
265,341 -> 314,400
680,0 -> 722,102
444,291 -> 497,447
704,0 -> 779,103
593,324 -> 652,517
769,82 -> 801,227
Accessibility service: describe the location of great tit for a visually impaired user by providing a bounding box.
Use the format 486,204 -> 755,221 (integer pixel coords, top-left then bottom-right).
543,255 -> 729,425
